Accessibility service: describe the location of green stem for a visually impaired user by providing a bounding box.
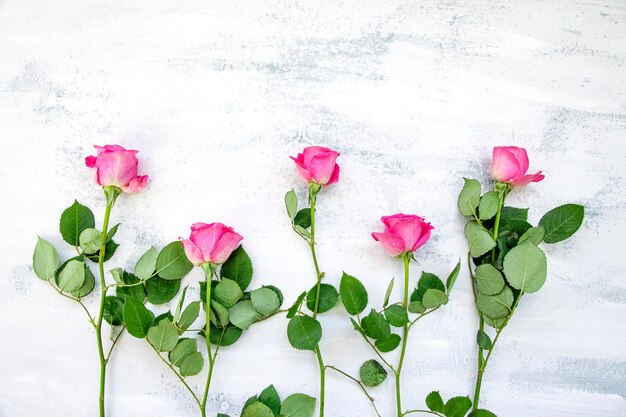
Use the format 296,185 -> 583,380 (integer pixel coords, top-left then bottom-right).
201,265 -> 216,417
325,366 -> 381,417
95,197 -> 113,417
395,254 -> 410,417
308,194 -> 326,417
473,186 -> 507,410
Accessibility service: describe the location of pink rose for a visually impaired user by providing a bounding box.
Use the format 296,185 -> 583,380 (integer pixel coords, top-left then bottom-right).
181,222 -> 243,266
290,146 -> 340,187
491,146 -> 545,188
372,214 -> 434,257
85,145 -> 149,193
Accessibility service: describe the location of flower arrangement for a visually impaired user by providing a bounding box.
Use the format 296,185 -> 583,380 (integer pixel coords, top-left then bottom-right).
32,144 -> 584,417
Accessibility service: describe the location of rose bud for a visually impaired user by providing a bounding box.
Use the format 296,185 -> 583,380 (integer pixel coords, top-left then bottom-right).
290,146 -> 340,187
85,145 -> 149,193
181,222 -> 243,266
372,214 -> 434,257
491,146 -> 545,188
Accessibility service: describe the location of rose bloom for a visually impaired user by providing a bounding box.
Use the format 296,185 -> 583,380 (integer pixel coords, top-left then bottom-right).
182,222 -> 243,266
372,214 -> 434,257
491,146 -> 544,188
290,146 -> 340,187
85,145 -> 148,193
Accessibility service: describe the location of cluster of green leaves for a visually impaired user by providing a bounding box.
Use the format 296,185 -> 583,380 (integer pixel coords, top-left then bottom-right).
339,264 -> 460,388
230,385 -> 315,417
458,178 -> 585,333
199,246 -> 285,346
422,391 -> 496,417
33,200 -> 116,296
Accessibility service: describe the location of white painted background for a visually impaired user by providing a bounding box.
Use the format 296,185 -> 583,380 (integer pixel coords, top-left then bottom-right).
1,1 -> 625,416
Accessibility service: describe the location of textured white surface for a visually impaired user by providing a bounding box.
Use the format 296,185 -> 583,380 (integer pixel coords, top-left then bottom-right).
1,1 -> 625,416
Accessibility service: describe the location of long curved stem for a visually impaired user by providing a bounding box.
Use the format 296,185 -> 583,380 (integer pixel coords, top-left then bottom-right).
395,255 -> 410,417
201,265 -> 216,417
308,195 -> 326,417
95,198 -> 113,417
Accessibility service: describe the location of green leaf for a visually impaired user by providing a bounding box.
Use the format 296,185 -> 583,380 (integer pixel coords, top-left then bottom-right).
242,401 -> 274,417
360,359 -> 387,387
179,351 -> 204,376
105,223 -> 120,242
156,241 -> 193,280
457,178 -> 481,217
539,203 -> 584,244
228,300 -> 262,330
340,272 -> 368,315
286,291 -> 307,319
174,286 -> 188,322
412,272 -> 445,302
124,297 -> 154,338
498,219 -> 532,238
425,391 -> 445,412
468,409 -> 498,417
375,334 -> 401,352
109,268 -> 124,284
383,278 -> 394,308
168,338 -> 197,366
287,315 -> 322,351
465,221 -> 496,258
362,309 -> 391,340
251,287 -> 280,316
408,301 -> 425,314
134,247 -> 158,280
33,237 -> 59,280
503,242 -> 547,293
144,276 -> 182,304
280,393 -> 316,417
258,385 -> 281,417
59,200 -> 95,246
475,264 -> 505,295
220,246 -> 254,291
208,323 -> 242,346
446,261 -> 461,295
477,329 -> 492,350
518,226 -> 545,245
500,207 -> 528,223
476,286 -> 514,319
478,191 -> 499,221
262,285 -> 284,307
444,396 -> 472,417
56,259 -> 85,293
422,289 -> 449,309
215,278 -> 244,308
116,272 -> 146,302
147,319 -> 179,352
294,208 -> 311,229
211,301 -> 230,328
79,228 -> 101,254
483,314 -> 507,330
85,239 -> 119,263
103,296 -> 124,325
285,189 -> 298,220
153,311 -> 174,326
71,264 -> 95,298
178,301 -> 201,331
294,225 -> 312,239
384,305 -> 409,327
306,283 -> 338,314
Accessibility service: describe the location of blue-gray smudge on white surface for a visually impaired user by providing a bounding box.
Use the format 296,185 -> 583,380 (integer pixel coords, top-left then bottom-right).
0,0 -> 625,416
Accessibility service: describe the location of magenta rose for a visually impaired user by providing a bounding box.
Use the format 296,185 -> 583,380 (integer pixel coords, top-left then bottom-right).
290,146 -> 340,187
491,146 -> 545,188
372,214 -> 434,257
181,222 -> 243,266
85,145 -> 149,193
